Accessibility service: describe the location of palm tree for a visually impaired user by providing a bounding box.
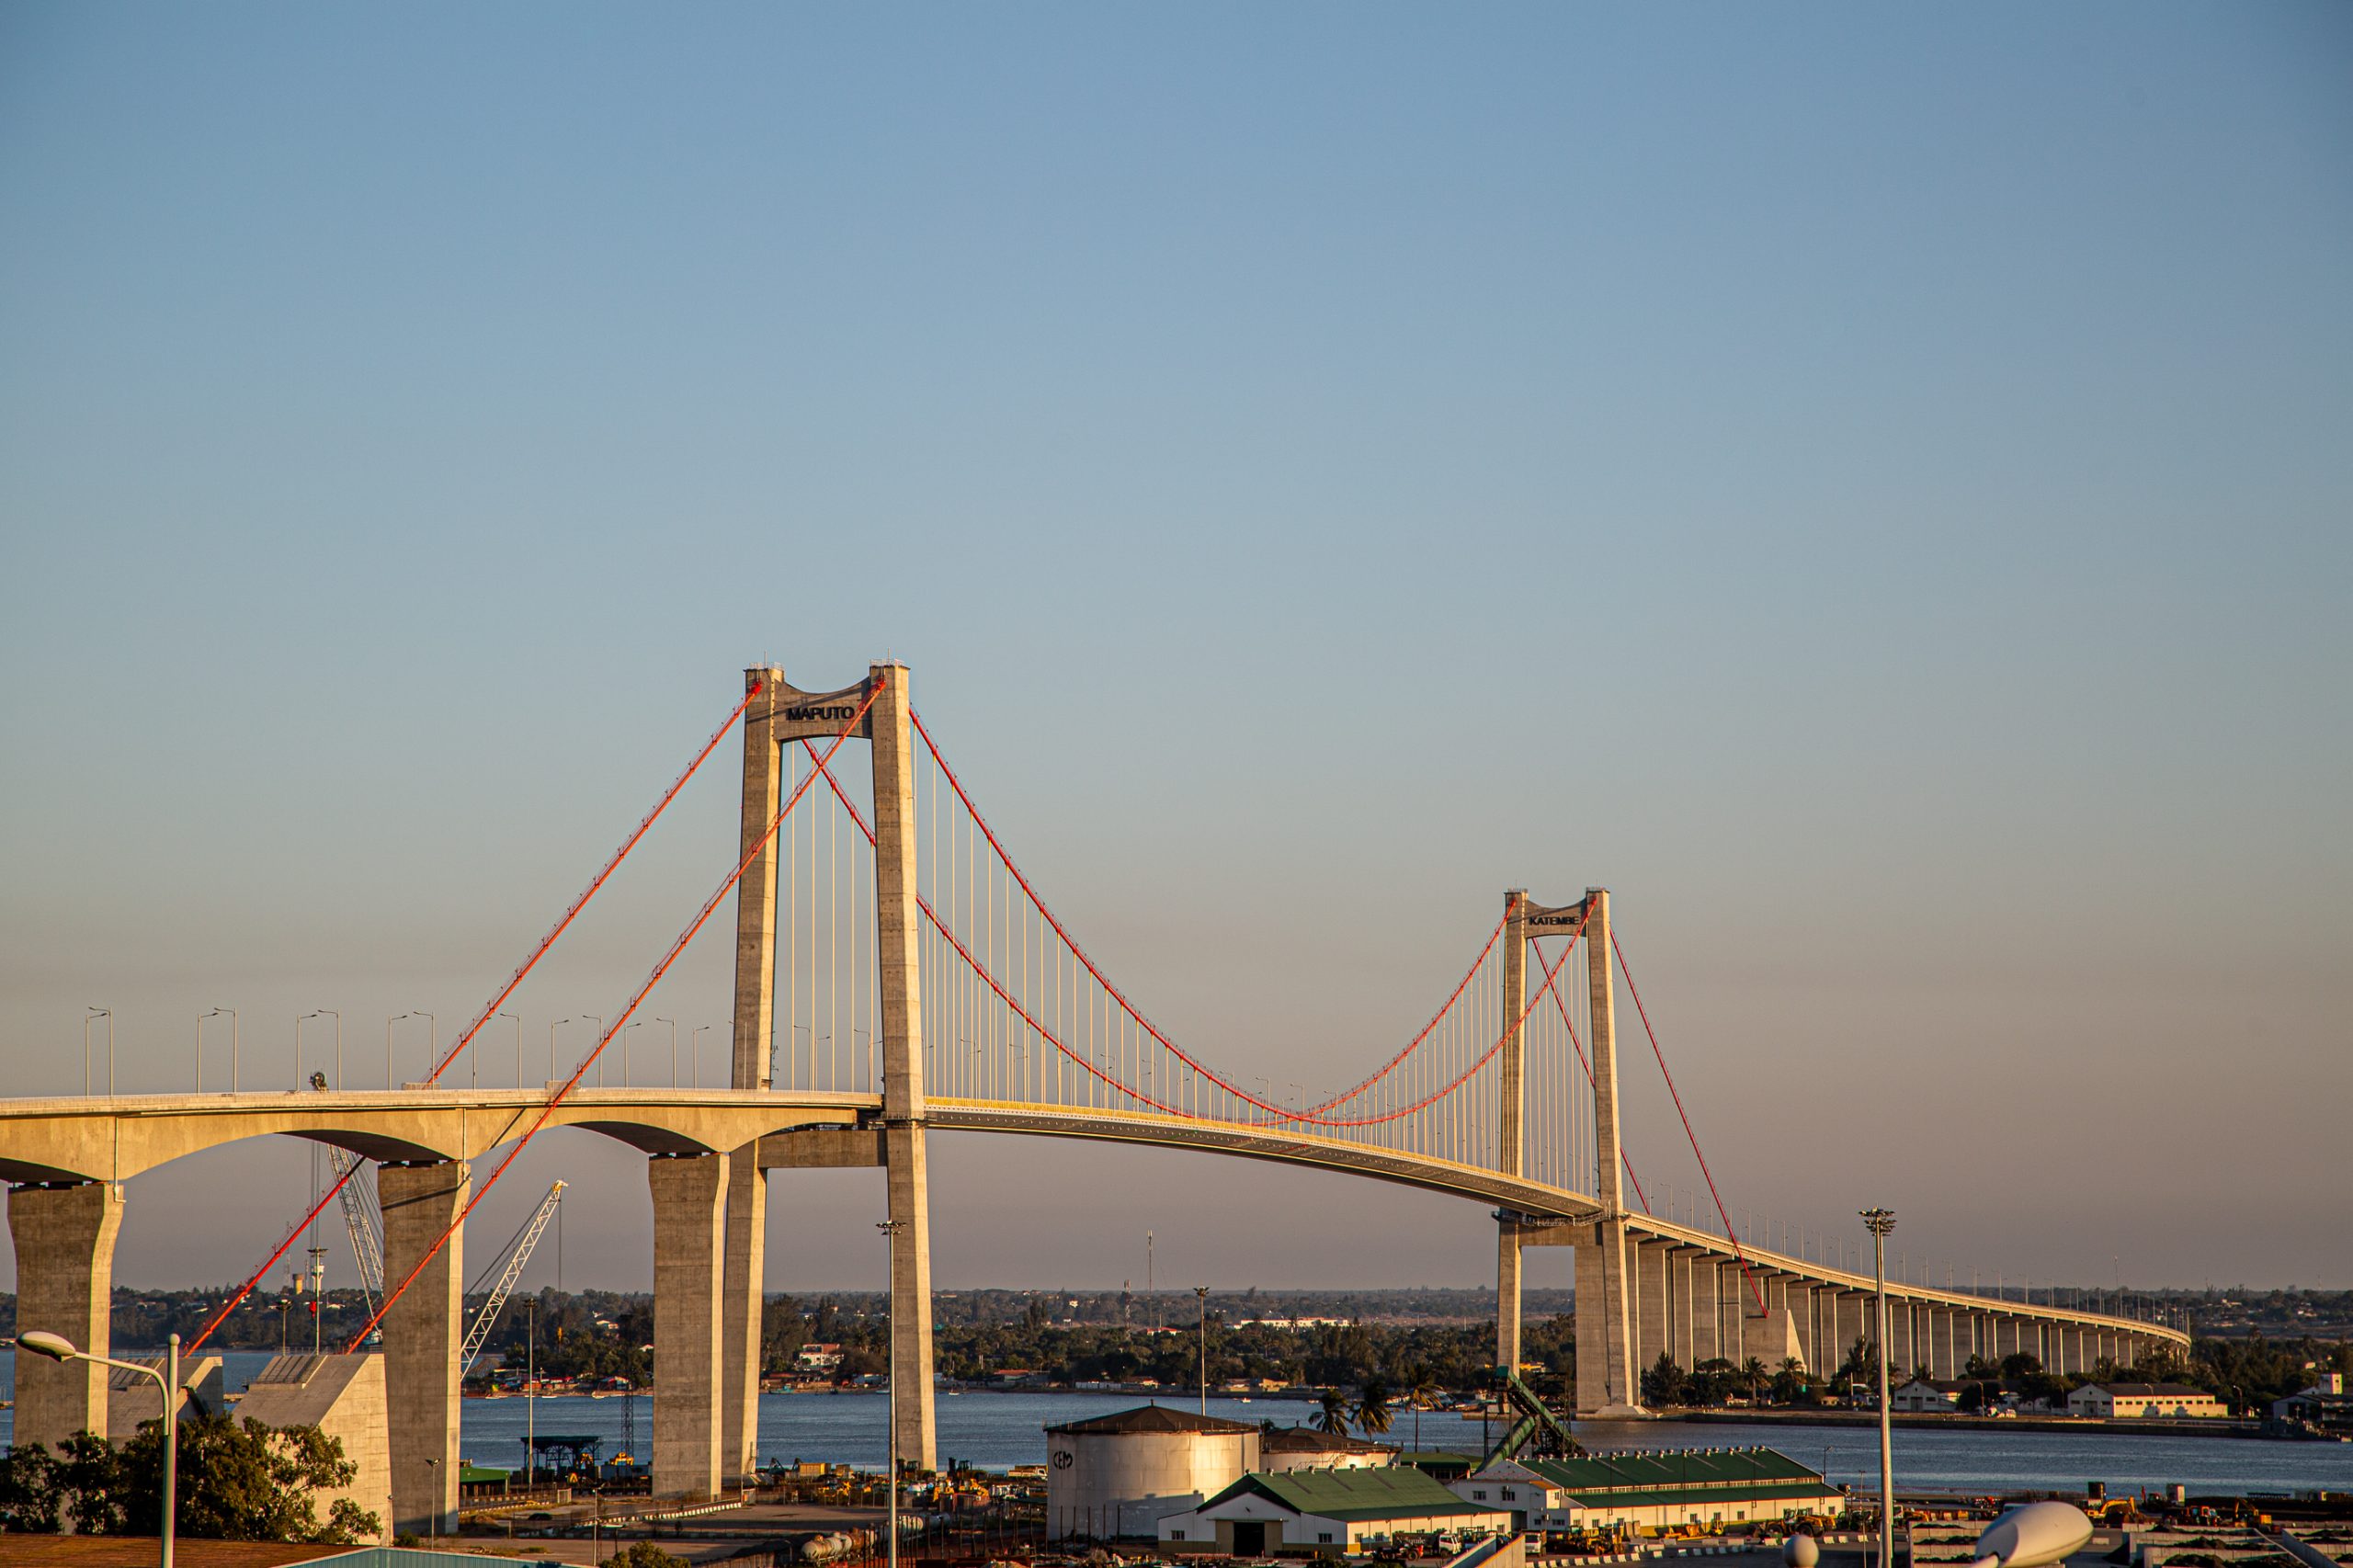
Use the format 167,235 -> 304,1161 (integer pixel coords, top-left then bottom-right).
1741,1357 -> 1768,1403
1404,1364 -> 1440,1451
1356,1376 -> 1394,1437
1315,1387 -> 1353,1435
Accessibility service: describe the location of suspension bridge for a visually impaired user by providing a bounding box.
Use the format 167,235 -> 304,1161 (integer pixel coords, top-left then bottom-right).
1,663 -> 2188,1539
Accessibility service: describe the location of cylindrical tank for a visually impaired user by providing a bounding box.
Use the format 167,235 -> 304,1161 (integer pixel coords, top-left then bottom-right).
1044,1405 -> 1263,1540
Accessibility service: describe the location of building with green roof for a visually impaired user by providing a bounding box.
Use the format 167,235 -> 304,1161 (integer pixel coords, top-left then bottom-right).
1450,1449 -> 1840,1532
1157,1466 -> 1513,1554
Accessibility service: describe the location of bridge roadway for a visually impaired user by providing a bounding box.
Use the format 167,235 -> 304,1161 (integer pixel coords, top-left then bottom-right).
1,1085 -> 2183,1398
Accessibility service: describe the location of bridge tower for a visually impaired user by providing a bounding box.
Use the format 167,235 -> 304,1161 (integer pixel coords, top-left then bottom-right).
1497,888 -> 1644,1418
725,663 -> 935,1484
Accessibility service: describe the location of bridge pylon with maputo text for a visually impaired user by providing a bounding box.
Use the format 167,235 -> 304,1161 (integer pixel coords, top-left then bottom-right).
1496,886 -> 1647,1417
723,663 -> 935,1485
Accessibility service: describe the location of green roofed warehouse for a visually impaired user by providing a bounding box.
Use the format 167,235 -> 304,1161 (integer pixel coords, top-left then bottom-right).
1450,1449 -> 1840,1532
1157,1467 -> 1513,1554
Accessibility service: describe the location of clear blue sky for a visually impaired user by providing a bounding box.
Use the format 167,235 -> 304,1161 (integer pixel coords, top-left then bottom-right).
3,4 -> 2347,1295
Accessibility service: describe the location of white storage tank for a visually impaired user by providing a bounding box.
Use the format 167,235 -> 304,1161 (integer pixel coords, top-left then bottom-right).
1044,1404 -> 1262,1540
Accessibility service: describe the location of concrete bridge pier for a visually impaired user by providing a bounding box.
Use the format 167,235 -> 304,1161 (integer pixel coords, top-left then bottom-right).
650,1152 -> 729,1497
378,1160 -> 467,1540
719,1149 -> 766,1487
5,1179 -> 124,1458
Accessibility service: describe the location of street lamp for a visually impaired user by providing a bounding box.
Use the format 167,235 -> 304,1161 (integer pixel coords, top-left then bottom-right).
1859,1208 -> 1897,1568
622,1020 -> 642,1085
581,1016 -> 605,1086
549,1018 -> 570,1085
199,1008 -> 237,1092
302,1011 -> 342,1090
85,1007 -> 112,1097
414,1012 -> 437,1087
878,1220 -> 908,1568
387,1014 -> 409,1090
498,1012 -> 520,1090
19,1329 -> 180,1566
692,1026 -> 713,1091
655,1018 -> 677,1087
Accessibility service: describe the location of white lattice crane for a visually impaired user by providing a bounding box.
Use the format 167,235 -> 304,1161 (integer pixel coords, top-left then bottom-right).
458,1180 -> 565,1380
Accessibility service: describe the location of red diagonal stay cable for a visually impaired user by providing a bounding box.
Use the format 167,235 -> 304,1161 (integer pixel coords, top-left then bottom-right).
188,683 -> 764,1353
343,680 -> 878,1352
1535,941 -> 1651,1215
1611,927 -> 1764,1314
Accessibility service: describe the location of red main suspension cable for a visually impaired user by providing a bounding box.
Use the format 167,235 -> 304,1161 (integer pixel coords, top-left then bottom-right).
1611,927 -> 1764,1314
908,710 -> 1517,1126
188,683 -> 765,1354
808,735 -> 1580,1130
346,679 -> 880,1352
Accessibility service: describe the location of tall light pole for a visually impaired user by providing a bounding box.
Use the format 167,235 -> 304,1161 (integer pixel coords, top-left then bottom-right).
1860,1208 -> 1897,1568
498,1012 -> 520,1089
1195,1286 -> 1211,1415
692,1026 -> 712,1090
524,1298 -> 538,1488
19,1329 -> 178,1567
303,1010 -> 341,1090
414,1012 -> 437,1087
550,1018 -> 571,1085
85,1007 -> 112,1096
199,1008 -> 236,1092
622,1020 -> 642,1086
581,1016 -> 604,1086
656,1017 -> 677,1087
386,1013 -> 409,1090
878,1220 -> 908,1568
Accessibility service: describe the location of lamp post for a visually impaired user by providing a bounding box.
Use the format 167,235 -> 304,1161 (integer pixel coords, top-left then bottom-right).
1195,1286 -> 1211,1415
85,1007 -> 112,1096
656,1017 -> 677,1087
199,1008 -> 237,1092
19,1329 -> 179,1567
525,1298 -> 539,1487
622,1020 -> 642,1086
415,1012 -> 437,1087
878,1220 -> 907,1568
581,1016 -> 604,1086
550,1018 -> 570,1085
1860,1208 -> 1897,1568
693,1026 -> 712,1090
499,1012 -> 520,1089
386,1014 -> 409,1090
303,1010 -> 342,1090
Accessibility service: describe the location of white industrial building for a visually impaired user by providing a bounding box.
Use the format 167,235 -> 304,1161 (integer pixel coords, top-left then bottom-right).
2064,1382 -> 2225,1419
1043,1403 -> 1262,1540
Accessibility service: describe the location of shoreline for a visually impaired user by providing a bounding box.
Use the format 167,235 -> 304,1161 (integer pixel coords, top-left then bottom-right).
1664,1408 -> 2285,1441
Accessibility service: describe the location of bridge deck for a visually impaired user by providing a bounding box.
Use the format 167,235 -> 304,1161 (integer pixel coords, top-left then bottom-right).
0,1087 -> 2182,1347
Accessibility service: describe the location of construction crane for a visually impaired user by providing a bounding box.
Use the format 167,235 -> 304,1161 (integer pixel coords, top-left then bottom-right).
310,1072 -> 386,1321
457,1180 -> 565,1381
